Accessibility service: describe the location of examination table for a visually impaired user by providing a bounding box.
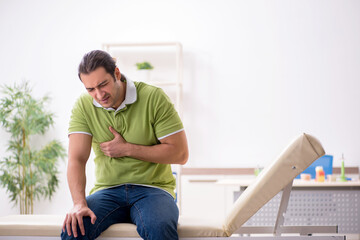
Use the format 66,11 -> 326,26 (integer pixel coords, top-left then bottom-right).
0,133 -> 345,239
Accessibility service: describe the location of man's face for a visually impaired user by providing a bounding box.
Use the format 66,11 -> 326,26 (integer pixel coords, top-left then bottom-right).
80,67 -> 123,109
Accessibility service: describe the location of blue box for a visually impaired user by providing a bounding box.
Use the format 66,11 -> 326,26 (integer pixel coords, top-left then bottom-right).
295,155 -> 333,179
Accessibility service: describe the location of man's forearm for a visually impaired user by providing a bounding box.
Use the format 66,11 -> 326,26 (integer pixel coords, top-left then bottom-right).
64,157 -> 95,238
67,160 -> 87,205
125,142 -> 187,165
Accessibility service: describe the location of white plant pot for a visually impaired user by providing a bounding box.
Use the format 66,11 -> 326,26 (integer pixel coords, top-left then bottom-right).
136,69 -> 152,83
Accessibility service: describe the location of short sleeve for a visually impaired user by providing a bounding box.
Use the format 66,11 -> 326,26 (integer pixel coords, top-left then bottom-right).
68,96 -> 92,136
152,88 -> 184,140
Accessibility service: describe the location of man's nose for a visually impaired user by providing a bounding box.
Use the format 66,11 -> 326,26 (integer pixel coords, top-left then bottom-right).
95,88 -> 105,99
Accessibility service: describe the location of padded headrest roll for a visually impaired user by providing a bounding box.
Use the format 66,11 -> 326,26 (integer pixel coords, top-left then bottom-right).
222,133 -> 325,236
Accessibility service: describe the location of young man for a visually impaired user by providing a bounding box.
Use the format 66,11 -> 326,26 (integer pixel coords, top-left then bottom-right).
61,50 -> 188,240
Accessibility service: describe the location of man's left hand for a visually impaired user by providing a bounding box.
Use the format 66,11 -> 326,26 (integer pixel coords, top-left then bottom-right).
100,126 -> 128,158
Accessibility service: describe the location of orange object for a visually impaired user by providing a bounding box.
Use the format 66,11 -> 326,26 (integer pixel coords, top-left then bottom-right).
315,166 -> 325,182
300,173 -> 311,181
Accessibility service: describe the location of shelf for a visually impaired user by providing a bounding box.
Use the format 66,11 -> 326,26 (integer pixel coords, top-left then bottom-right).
102,42 -> 185,211
102,42 -> 183,115
147,81 -> 182,87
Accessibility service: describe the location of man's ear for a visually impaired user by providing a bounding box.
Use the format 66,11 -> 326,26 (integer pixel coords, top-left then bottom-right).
115,67 -> 121,81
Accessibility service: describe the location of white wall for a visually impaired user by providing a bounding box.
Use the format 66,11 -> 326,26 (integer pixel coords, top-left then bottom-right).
0,0 -> 359,216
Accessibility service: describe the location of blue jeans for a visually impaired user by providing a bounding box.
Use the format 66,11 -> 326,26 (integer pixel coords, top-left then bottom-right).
61,184 -> 179,240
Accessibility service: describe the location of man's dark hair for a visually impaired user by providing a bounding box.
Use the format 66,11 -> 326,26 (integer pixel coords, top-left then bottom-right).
78,50 -> 125,82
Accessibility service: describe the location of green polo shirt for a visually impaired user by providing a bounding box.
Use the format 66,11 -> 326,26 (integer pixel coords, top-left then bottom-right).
68,80 -> 184,197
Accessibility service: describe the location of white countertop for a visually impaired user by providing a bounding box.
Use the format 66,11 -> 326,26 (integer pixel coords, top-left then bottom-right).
216,178 -> 360,187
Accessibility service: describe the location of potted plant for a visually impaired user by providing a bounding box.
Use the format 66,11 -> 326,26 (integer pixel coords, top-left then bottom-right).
135,61 -> 154,82
0,82 -> 66,214
135,61 -> 154,70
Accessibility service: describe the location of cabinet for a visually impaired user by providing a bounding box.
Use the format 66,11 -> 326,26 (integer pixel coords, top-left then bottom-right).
180,175 -> 248,219
180,175 -> 226,220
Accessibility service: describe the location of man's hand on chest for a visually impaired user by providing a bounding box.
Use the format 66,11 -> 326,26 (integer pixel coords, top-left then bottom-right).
100,126 -> 130,158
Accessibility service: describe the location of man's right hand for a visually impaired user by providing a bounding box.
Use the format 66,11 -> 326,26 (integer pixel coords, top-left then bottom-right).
62,203 -> 97,238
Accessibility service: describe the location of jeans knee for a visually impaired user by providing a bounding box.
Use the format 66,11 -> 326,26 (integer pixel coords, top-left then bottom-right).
62,230 -> 96,240
60,219 -> 95,240
61,229 -> 91,240
157,218 -> 177,230
138,219 -> 178,240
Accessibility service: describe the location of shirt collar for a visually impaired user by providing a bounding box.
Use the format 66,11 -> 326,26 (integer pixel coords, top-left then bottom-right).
92,78 -> 137,112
